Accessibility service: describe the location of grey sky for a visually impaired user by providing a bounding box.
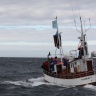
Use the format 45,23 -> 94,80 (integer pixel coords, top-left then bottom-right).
0,0 -> 95,57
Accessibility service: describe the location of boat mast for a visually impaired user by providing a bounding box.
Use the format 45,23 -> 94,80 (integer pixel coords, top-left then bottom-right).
77,17 -> 91,60
80,17 -> 86,61
55,17 -> 63,62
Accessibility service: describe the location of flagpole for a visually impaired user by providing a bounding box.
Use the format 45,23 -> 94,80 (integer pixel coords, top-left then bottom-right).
56,17 -> 62,62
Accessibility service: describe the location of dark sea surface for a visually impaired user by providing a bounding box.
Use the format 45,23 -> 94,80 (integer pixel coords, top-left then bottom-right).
0,57 -> 96,96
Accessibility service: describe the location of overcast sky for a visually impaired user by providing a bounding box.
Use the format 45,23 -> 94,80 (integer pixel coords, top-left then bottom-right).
0,0 -> 96,57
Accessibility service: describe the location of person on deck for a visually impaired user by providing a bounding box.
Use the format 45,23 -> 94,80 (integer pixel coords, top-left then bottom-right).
53,56 -> 58,64
48,57 -> 53,72
62,58 -> 68,67
78,46 -> 84,58
50,56 -> 58,72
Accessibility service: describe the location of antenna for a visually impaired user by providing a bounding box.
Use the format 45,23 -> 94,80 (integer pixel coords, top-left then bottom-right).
74,17 -> 81,33
84,18 -> 91,33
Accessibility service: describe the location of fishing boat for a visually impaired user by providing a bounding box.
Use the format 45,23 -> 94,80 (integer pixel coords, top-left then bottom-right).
41,16 -> 96,86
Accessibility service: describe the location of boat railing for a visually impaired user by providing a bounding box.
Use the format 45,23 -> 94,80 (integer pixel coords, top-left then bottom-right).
43,70 -> 94,79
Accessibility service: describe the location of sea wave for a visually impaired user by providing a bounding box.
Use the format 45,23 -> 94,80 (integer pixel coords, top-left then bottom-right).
2,77 -> 96,91
2,77 -> 55,87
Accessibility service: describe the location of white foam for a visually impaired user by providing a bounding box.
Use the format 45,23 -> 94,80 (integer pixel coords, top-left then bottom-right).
84,84 -> 96,91
3,77 -> 55,87
3,77 -> 76,88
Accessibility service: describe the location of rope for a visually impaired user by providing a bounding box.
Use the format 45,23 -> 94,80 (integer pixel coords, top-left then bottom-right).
76,0 -> 81,18
70,0 -> 76,22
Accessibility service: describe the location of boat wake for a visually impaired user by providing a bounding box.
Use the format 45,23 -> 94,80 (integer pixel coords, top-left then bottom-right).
2,77 -> 55,87
84,84 -> 96,91
2,77 -> 96,90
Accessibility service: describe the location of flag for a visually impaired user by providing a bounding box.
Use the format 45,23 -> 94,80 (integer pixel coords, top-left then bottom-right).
52,19 -> 57,29
53,31 -> 61,49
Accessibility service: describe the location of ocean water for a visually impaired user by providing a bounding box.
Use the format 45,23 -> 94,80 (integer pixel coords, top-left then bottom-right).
0,57 -> 96,96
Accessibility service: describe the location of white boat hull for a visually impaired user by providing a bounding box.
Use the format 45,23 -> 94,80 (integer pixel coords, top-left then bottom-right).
44,73 -> 96,86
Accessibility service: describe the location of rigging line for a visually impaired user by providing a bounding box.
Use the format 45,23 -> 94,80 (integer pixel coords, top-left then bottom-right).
84,21 -> 86,34
70,0 -> 76,21
55,47 -> 57,56
84,21 -> 88,46
76,0 -> 81,18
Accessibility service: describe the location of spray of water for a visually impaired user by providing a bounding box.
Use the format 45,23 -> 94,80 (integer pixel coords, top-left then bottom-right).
3,77 -> 55,87
84,84 -> 96,91
3,77 -> 96,91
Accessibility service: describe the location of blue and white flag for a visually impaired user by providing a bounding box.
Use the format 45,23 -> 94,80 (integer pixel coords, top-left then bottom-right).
52,20 -> 57,29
